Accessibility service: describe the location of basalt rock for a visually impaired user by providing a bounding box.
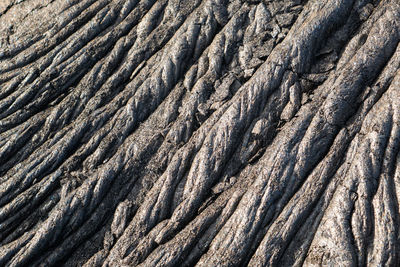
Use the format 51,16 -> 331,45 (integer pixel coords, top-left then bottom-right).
0,0 -> 400,266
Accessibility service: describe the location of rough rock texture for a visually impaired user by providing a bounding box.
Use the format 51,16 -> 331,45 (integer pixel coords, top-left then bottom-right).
0,0 -> 400,266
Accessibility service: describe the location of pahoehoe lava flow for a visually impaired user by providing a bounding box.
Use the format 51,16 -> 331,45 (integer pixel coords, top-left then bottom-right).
0,0 -> 400,266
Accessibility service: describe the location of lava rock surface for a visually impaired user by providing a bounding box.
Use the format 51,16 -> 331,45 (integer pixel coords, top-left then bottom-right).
0,0 -> 400,266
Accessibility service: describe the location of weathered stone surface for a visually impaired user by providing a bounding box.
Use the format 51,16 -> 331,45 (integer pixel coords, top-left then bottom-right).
0,0 -> 399,266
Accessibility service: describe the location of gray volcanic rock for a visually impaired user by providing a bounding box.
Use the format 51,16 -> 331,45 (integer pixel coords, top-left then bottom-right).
0,0 -> 400,266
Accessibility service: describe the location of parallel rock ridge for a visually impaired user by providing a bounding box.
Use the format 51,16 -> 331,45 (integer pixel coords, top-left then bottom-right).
0,0 -> 399,266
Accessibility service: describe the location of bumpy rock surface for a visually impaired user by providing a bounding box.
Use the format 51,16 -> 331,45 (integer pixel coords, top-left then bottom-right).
0,0 -> 400,266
